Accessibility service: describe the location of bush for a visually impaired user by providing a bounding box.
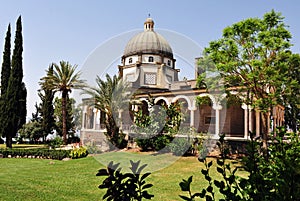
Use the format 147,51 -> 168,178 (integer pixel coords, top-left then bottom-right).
69,147 -> 88,159
86,144 -> 102,154
179,130 -> 300,201
135,134 -> 173,151
0,148 -> 71,160
97,160 -> 154,200
47,137 -> 63,149
168,137 -> 193,156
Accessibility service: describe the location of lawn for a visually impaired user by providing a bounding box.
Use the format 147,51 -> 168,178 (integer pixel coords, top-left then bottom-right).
0,152 -> 246,201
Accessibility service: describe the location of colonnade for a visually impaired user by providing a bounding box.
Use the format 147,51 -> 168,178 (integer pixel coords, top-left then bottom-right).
81,94 -> 285,139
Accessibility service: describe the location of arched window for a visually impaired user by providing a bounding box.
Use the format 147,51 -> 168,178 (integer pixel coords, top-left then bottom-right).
129,58 -> 133,64
148,56 -> 154,62
167,60 -> 171,66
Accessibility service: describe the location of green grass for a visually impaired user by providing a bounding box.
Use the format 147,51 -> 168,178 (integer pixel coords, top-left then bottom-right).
0,153 -> 247,201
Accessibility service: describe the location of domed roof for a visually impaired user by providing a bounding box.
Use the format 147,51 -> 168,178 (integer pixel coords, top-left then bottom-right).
123,18 -> 173,58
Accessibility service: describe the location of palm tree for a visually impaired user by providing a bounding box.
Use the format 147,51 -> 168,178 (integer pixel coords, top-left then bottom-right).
40,61 -> 85,144
84,74 -> 130,148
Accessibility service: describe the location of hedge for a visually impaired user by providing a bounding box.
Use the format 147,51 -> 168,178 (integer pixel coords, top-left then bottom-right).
0,148 -> 71,160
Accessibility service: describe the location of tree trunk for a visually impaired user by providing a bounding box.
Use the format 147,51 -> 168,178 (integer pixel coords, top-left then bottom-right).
62,91 -> 67,145
260,111 -> 270,158
6,134 -> 12,148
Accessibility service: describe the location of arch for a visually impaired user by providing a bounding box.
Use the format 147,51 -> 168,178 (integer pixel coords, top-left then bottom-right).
154,97 -> 170,106
148,56 -> 154,62
171,95 -> 192,109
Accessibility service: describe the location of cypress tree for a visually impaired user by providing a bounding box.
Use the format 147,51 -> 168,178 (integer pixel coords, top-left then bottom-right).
0,24 -> 11,141
5,16 -> 26,148
39,65 -> 55,141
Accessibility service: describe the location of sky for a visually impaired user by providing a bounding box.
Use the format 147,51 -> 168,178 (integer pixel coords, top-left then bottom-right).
0,0 -> 300,119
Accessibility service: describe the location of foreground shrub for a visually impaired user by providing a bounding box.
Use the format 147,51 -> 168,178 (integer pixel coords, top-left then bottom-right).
179,130 -> 300,200
97,160 -> 154,201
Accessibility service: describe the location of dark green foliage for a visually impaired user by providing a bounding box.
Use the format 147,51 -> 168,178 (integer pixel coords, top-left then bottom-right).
97,160 -> 154,201
18,121 -> 43,142
54,96 -> 76,138
4,16 -> 26,148
283,54 -> 300,132
0,148 -> 71,160
0,24 -> 11,140
135,134 -> 173,151
179,130 -> 300,201
39,65 -> 55,140
18,82 -> 27,128
0,24 -> 11,96
47,136 -> 63,149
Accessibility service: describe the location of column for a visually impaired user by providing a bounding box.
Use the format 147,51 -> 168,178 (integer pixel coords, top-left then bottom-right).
242,104 -> 253,139
189,107 -> 197,128
93,108 -> 97,129
255,110 -> 260,138
213,104 -> 222,138
249,109 -> 253,133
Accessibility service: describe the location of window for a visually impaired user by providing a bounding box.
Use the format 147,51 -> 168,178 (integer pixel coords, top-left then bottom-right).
205,116 -> 215,124
129,58 -> 133,64
144,73 -> 156,85
167,75 -> 172,82
148,56 -> 154,62
167,60 -> 171,66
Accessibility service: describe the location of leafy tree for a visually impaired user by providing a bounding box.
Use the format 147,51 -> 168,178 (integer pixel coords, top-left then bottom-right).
199,10 -> 294,150
283,54 -> 300,132
40,61 -> 85,144
4,16 -> 26,148
84,74 -> 129,148
18,121 -> 43,143
39,65 -> 55,141
0,24 -> 11,141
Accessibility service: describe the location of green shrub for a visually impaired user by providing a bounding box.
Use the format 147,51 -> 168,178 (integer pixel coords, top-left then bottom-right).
97,160 -> 154,201
0,148 -> 71,160
168,137 -> 193,156
135,134 -> 173,151
86,144 -> 102,154
47,137 -> 63,149
69,147 -> 88,159
179,130 -> 300,201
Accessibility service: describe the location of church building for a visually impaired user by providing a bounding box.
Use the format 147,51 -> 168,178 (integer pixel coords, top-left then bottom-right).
80,18 -> 285,151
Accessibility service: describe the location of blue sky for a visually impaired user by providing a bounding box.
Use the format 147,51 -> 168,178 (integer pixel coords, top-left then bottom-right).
0,0 -> 300,118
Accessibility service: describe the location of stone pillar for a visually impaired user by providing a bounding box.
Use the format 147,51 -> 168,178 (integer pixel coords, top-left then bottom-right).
243,105 -> 248,139
242,104 -> 253,139
213,104 -> 222,138
189,107 -> 197,128
249,109 -> 253,133
93,108 -> 97,129
255,110 -> 260,138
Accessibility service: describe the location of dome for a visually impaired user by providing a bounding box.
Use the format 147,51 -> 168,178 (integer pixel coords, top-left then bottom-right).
123,18 -> 173,58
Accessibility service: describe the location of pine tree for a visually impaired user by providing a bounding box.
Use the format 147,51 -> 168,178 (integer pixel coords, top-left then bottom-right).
0,24 -> 11,141
5,16 -> 26,148
39,65 -> 55,141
